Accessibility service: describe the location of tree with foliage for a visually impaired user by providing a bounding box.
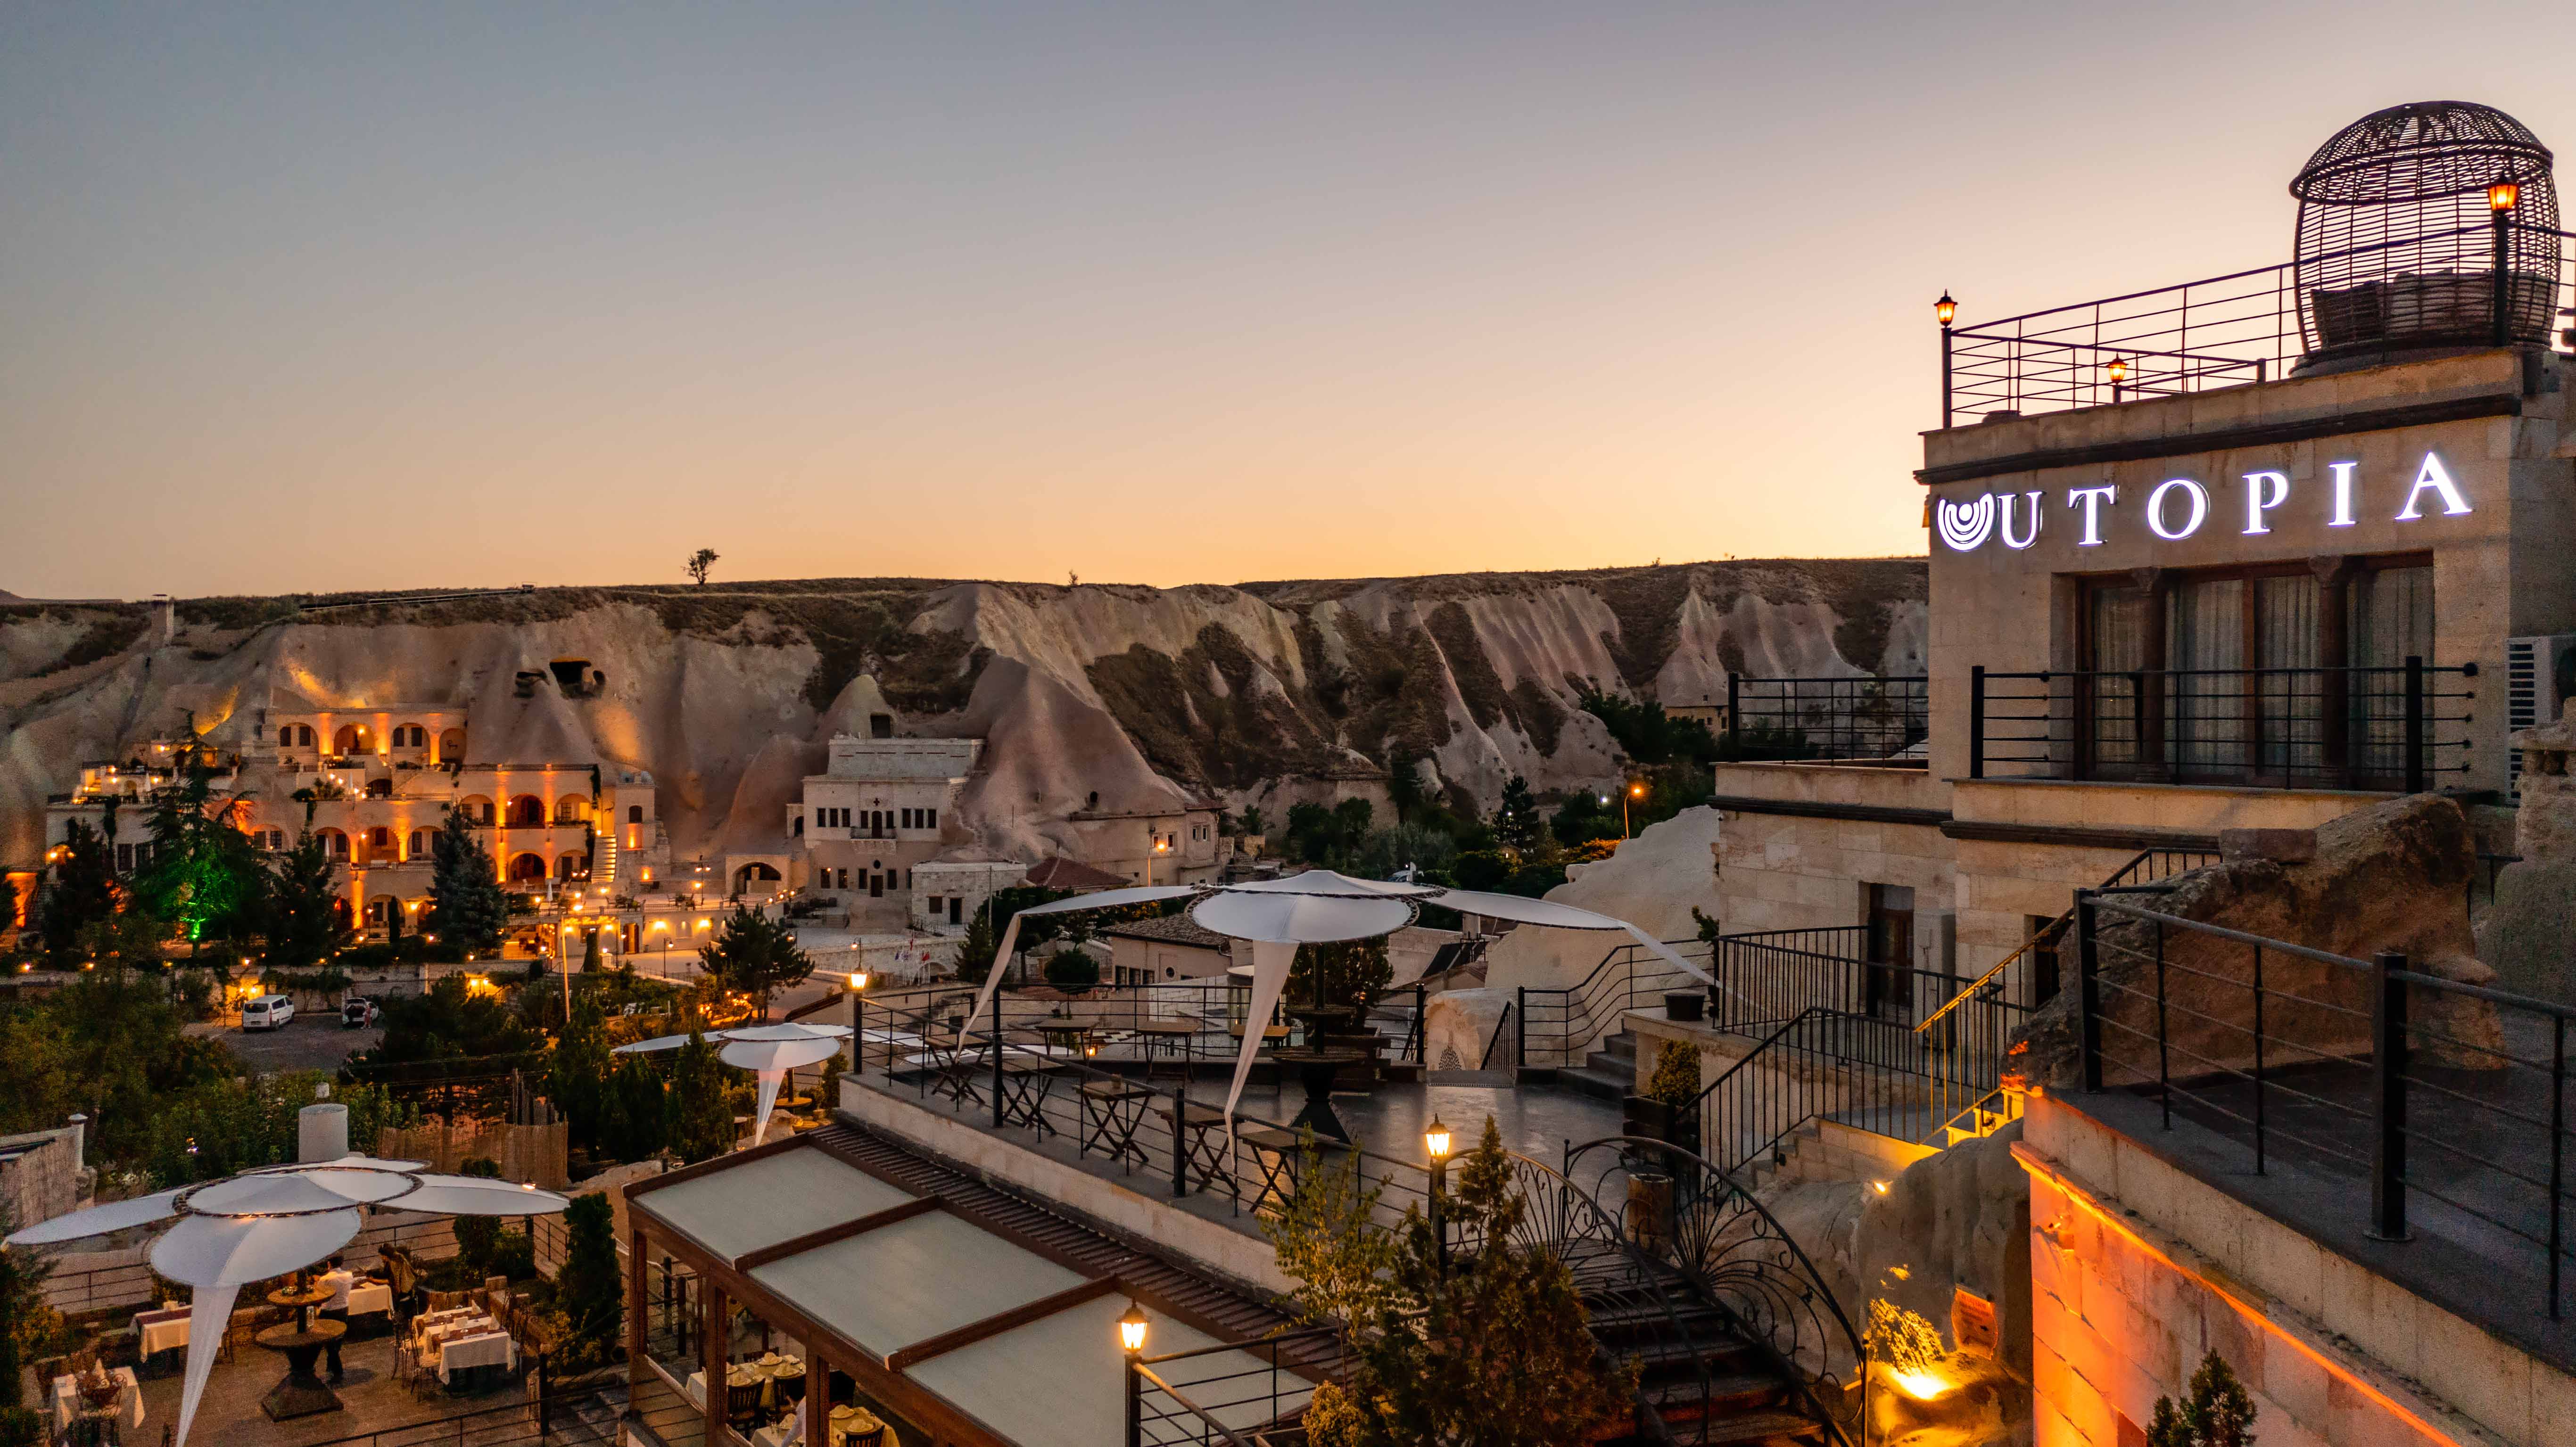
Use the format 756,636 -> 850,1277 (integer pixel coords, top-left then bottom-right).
1238,806 -> 1266,839
2149,1351 -> 2257,1447
1269,1118 -> 1633,1447
36,818 -> 120,961
131,764 -> 264,949
955,903 -> 1001,986
1042,946 -> 1100,990
0,1213 -> 64,1411
1287,937 -> 1394,1012
366,972 -> 542,1065
1283,799 -> 1377,868
686,548 -> 719,586
425,803 -> 507,958
549,995 -> 613,1154
598,1052 -> 669,1163
554,1191 -> 623,1366
452,1157 -> 504,1270
700,906 -> 814,1019
1491,776 -> 1542,853
266,830 -> 353,970
668,1025 -> 735,1163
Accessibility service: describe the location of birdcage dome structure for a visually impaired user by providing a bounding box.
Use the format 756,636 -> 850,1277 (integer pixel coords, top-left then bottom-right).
2290,100 -> 2559,374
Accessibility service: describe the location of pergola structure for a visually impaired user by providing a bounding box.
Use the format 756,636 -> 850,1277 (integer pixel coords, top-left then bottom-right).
621,1123 -> 1319,1447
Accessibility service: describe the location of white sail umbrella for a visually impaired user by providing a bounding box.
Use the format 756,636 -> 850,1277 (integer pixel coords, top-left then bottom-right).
612,1021 -> 854,1145
5,1159 -> 570,1447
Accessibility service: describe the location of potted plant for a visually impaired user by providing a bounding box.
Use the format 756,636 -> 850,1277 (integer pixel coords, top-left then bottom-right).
1622,1040 -> 1703,1156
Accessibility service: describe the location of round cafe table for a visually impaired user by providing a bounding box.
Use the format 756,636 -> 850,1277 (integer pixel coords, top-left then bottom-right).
1269,1046 -> 1367,1144
266,1282 -> 333,1332
254,1319 -> 347,1422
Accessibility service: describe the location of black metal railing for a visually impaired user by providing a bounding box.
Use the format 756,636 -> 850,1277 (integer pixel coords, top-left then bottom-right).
1939,222 -> 2575,426
2073,889 -> 2576,1321
1126,1326 -> 1328,1446
1516,938 -> 1713,1068
1686,1003 -> 2023,1182
1565,1137 -> 1866,1396
1726,675 -> 1929,765
1970,659 -> 2477,792
298,1386 -> 621,1447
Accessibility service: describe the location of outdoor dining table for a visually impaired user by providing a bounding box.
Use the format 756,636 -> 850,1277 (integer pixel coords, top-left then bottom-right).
1151,1098 -> 1234,1192
267,1280 -> 333,1332
991,1050 -> 1075,1136
434,1329 -> 514,1386
1079,1077 -> 1157,1169
827,1403 -> 889,1447
254,1318 -> 347,1421
1269,1045 -> 1369,1144
1132,1018 -> 1203,1079
49,1367 -> 142,1445
132,1305 -> 190,1363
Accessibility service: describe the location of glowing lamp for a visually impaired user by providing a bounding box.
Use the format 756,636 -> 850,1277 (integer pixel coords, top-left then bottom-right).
848,970 -> 869,990
2490,179 -> 2520,212
2105,357 -> 2129,384
1117,1301 -> 1150,1355
1424,1116 -> 1453,1162
1629,783 -> 1645,798
1890,1367 -> 1949,1400
1871,1180 -> 1891,1195
1934,291 -> 1957,327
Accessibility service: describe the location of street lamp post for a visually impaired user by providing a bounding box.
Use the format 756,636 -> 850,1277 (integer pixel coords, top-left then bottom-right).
1425,1116 -> 1453,1278
1623,781 -> 1645,838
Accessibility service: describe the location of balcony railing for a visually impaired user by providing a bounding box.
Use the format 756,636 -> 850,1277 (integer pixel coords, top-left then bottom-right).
1939,222 -> 2575,427
2072,889 -> 2576,1327
1724,675 -> 1928,765
1969,658 -> 2475,792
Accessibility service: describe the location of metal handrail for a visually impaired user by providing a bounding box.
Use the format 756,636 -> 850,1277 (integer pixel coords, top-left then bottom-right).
1912,846 -> 2216,1034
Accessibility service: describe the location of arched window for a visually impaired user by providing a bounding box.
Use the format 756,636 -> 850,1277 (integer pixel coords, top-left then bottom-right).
295,725 -> 315,748
507,795 -> 544,828
556,853 -> 587,880
554,795 -> 589,823
370,827 -> 392,849
627,805 -> 643,824
333,724 -> 372,756
437,728 -> 465,761
278,726 -> 294,747
319,829 -> 349,860
408,830 -> 426,857
508,853 -> 548,882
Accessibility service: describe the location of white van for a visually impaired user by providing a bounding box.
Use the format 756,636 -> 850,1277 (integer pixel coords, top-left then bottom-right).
240,995 -> 295,1031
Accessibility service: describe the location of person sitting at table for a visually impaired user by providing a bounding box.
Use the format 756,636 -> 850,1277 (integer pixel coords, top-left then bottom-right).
317,1254 -> 351,1383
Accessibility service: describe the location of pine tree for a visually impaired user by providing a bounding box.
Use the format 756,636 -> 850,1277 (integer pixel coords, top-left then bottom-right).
266,831 -> 352,970
700,906 -> 813,1019
1272,1117 -> 1635,1447
668,1025 -> 735,1163
549,995 -> 612,1154
130,763 -> 262,949
1492,775 -> 1541,853
956,904 -> 1000,985
2148,1351 -> 2258,1447
37,819 -> 120,962
600,1052 -> 668,1162
553,1191 -> 622,1366
425,803 -> 506,958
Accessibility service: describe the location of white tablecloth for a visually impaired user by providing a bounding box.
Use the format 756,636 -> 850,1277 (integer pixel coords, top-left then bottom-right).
347,1281 -> 394,1316
49,1369 -> 141,1436
133,1308 -> 190,1356
437,1331 -> 514,1382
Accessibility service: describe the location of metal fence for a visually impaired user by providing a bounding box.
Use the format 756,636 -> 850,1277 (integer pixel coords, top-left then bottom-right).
1970,659 -> 2477,792
2074,889 -> 2576,1321
1514,938 -> 1712,1068
1726,675 -> 1928,764
1126,1327 -> 1327,1446
1940,222 -> 2575,426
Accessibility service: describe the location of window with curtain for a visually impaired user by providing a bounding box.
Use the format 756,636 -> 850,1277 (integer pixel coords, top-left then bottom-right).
2080,557 -> 2427,784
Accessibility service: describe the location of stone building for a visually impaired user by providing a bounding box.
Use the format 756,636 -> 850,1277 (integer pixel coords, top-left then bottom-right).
786,735 -> 981,929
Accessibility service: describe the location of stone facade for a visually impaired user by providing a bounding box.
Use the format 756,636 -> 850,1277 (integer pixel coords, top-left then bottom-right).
0,1126 -> 84,1235
2016,1093 -> 2564,1446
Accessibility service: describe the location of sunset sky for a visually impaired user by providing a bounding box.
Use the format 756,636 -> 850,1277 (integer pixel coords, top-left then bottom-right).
3,3 -> 2571,600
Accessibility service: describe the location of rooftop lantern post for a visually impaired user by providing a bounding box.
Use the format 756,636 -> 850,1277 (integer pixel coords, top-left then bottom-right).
2106,355 -> 2130,404
2490,173 -> 2520,348
1935,291 -> 1958,428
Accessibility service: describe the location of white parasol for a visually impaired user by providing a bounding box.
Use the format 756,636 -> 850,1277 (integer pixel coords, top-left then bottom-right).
6,1159 -> 570,1447
614,1021 -> 854,1145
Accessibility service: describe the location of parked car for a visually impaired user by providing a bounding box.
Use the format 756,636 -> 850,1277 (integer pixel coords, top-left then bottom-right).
340,995 -> 380,1028
240,995 -> 295,1031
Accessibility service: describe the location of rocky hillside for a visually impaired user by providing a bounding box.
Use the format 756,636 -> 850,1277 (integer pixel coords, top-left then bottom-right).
0,559 -> 1923,867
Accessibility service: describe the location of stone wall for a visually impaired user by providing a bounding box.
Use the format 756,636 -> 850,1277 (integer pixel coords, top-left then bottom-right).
2017,1094 -> 2559,1447
380,1117 -> 570,1189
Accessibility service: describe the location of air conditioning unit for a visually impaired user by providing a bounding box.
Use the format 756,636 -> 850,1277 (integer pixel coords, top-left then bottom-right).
2505,634 -> 2576,802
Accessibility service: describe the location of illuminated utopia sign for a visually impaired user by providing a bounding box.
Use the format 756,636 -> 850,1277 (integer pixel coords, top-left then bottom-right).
1934,452 -> 2472,553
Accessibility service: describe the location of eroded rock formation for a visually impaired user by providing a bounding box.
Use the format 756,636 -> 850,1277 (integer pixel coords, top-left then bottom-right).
0,561 -> 1923,871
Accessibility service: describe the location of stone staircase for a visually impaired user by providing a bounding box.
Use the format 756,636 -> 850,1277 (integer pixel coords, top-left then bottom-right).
1556,1028 -> 1638,1102
1567,1239 -> 1838,1446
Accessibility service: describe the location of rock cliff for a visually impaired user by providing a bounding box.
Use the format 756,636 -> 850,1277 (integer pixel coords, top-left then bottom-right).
0,559 -> 1923,868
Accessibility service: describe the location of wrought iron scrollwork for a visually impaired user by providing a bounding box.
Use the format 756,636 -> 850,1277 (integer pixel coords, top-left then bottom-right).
1564,1136 -> 1865,1445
